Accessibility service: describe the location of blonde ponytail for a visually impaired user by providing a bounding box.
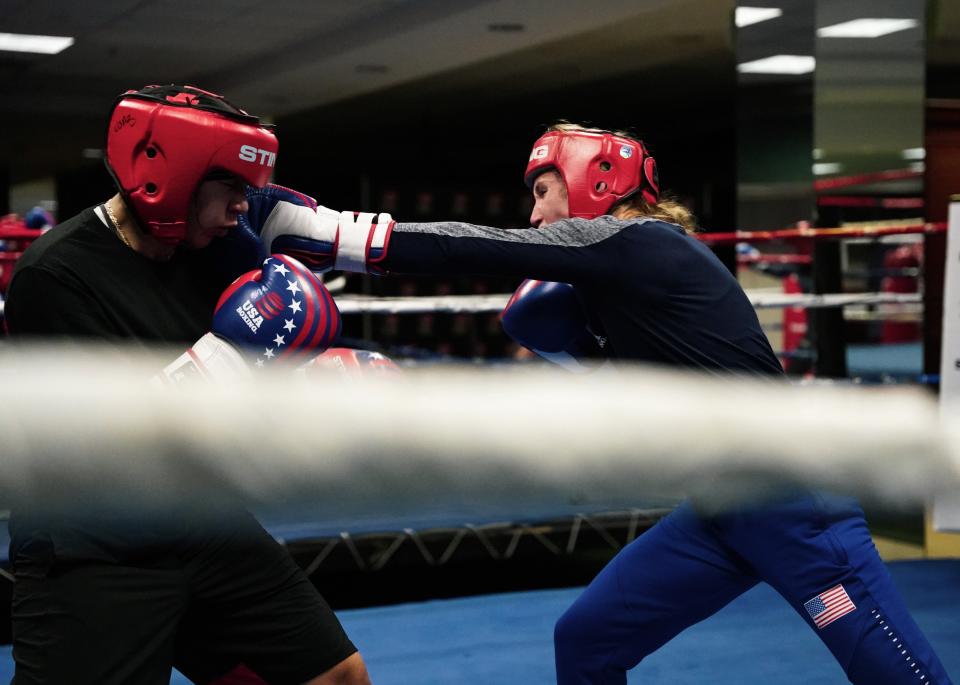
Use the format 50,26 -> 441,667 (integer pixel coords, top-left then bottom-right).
611,195 -> 698,234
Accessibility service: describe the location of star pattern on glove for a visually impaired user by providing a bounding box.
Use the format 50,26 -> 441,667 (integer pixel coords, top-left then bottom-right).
255,258 -> 307,366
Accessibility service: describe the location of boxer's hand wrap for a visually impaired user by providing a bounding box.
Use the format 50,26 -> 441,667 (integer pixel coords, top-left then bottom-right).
244,183 -> 394,274
501,279 -> 603,373
157,255 -> 341,383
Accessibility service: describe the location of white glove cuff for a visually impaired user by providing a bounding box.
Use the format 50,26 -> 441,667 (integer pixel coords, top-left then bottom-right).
156,332 -> 251,384
334,211 -> 394,272
334,211 -> 374,273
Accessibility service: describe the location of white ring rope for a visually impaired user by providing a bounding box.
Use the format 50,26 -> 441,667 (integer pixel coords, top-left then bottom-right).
0,290 -> 925,319
332,291 -> 924,315
0,349 -> 955,519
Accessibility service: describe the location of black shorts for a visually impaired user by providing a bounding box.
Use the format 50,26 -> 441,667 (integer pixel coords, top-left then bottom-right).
10,511 -> 356,685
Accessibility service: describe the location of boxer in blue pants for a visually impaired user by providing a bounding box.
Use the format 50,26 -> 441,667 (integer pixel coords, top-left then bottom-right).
555,495 -> 950,683
246,123 -> 953,683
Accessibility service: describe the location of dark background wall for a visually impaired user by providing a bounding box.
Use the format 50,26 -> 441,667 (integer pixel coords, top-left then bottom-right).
274,63 -> 738,234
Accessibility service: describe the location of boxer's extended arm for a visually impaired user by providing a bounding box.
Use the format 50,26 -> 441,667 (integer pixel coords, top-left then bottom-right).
312,215 -> 640,284
384,217 -> 634,283
247,183 -> 637,284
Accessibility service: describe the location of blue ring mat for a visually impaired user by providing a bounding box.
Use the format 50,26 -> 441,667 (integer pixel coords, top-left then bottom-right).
0,559 -> 953,684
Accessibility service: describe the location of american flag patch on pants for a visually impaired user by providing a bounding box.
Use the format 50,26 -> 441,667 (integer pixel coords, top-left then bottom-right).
804,584 -> 857,629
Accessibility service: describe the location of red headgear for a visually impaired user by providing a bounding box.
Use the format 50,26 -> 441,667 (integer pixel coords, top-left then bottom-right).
524,128 -> 659,219
104,84 -> 279,245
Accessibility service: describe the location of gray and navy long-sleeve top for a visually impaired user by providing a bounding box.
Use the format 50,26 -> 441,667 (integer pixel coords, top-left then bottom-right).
381,216 -> 783,375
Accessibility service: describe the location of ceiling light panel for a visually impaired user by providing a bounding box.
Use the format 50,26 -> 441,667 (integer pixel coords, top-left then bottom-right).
0,32 -> 74,54
737,55 -> 815,75
817,18 -> 918,38
813,162 -> 842,175
735,7 -> 783,28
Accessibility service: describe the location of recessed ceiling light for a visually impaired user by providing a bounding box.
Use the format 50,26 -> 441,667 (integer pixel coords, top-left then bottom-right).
817,18 -> 918,38
901,147 -> 925,160
735,7 -> 783,28
0,32 -> 74,54
737,55 -> 815,75
813,162 -> 842,175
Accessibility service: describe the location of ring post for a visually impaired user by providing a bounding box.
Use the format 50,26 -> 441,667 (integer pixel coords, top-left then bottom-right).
930,195 -> 960,550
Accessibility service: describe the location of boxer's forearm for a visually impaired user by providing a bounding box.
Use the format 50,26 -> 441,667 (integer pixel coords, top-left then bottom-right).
384,217 -> 629,284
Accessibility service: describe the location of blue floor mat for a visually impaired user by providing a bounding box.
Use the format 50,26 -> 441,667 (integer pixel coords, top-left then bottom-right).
0,560 -> 955,684
335,559 -> 960,684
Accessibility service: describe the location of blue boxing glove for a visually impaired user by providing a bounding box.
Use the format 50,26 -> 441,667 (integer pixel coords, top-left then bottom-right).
242,183 -> 394,274
24,206 -> 54,230
501,279 -> 603,372
196,183 -> 313,284
158,254 -> 341,382
241,183 -> 318,234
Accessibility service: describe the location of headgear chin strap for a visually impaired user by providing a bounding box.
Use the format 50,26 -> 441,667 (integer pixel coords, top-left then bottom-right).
104,84 -> 279,245
524,128 -> 659,219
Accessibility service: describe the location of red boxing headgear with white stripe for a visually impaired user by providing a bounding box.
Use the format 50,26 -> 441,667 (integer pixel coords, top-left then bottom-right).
105,84 -> 279,245
524,128 -> 659,219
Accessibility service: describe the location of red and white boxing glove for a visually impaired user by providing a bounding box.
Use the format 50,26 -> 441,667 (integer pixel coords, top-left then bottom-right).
501,279 -> 604,372
159,255 -> 341,382
247,184 -> 394,275
301,347 -> 400,379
